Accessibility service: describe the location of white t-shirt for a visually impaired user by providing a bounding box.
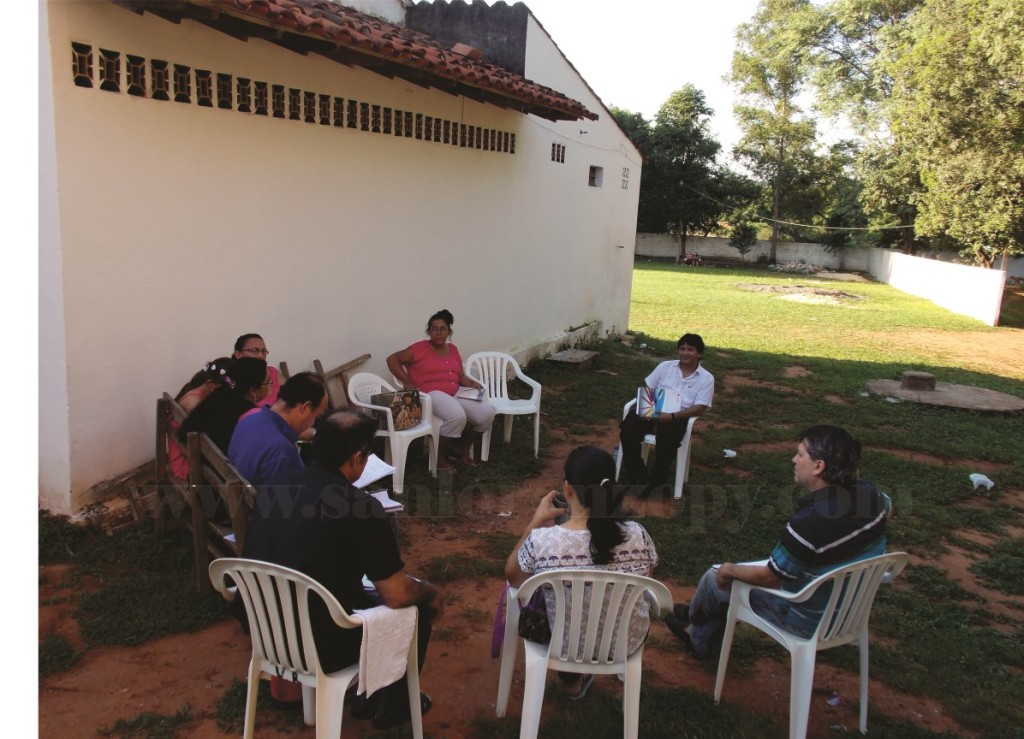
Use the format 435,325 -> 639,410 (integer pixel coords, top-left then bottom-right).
645,362 -> 715,410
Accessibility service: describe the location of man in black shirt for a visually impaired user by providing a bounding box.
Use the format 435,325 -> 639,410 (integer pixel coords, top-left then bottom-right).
244,410 -> 443,728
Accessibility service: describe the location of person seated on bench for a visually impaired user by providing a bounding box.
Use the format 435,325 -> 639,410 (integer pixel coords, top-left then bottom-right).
233,332 -> 281,407
167,357 -> 232,478
243,410 -> 443,729
228,371 -> 327,485
179,356 -> 270,454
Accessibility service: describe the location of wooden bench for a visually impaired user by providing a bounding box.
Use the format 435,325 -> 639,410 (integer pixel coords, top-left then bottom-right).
312,353 -> 371,410
155,393 -> 256,592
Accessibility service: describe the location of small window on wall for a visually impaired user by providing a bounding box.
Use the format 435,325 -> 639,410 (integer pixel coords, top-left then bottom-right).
588,166 -> 603,188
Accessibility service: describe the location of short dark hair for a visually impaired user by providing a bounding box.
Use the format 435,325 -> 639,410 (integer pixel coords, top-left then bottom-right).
678,333 -> 705,353
234,333 -> 263,352
278,372 -> 327,408
313,410 -> 378,470
798,424 -> 861,488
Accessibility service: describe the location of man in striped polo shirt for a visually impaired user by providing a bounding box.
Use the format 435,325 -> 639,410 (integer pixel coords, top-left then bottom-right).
666,424 -> 892,658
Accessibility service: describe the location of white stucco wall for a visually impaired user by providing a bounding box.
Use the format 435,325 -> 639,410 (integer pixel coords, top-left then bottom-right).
635,233 -> 871,271
40,2 -> 640,512
39,0 -> 73,513
522,14 -> 642,335
867,249 -> 1005,326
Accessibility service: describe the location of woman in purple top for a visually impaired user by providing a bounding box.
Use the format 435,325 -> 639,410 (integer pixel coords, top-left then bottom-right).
387,309 -> 495,472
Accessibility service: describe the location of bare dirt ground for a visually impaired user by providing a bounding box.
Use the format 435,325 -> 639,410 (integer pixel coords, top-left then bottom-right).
39,328 -> 1024,737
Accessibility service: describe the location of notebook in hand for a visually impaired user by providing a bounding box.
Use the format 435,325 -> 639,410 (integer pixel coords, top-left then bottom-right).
636,386 -> 683,417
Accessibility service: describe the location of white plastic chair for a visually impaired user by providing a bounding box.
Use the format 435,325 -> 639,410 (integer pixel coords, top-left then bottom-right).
464,352 -> 542,460
208,558 -> 423,739
513,569 -> 672,739
714,552 -> 909,739
495,584 -> 521,718
347,372 -> 437,494
614,398 -> 696,499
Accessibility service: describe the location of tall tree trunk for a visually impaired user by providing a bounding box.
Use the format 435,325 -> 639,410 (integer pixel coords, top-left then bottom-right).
770,177 -> 781,265
676,231 -> 688,263
901,211 -> 915,255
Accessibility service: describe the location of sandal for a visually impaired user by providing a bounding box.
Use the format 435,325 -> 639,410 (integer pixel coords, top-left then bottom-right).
566,673 -> 595,701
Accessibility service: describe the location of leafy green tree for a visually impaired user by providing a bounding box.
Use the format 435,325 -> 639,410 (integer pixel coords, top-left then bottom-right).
731,0 -> 821,263
885,0 -> 1024,265
645,86 -> 724,261
729,220 -> 758,261
613,93 -> 759,254
808,0 -> 924,254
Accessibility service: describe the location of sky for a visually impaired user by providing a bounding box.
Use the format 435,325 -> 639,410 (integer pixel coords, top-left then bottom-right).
518,0 -> 763,156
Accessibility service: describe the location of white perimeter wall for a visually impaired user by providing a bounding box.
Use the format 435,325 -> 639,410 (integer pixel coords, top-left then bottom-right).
635,233 -> 871,271
867,249 -> 1005,326
39,2 -> 640,512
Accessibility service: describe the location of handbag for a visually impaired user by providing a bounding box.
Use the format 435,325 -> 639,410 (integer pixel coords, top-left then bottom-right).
516,587 -> 552,645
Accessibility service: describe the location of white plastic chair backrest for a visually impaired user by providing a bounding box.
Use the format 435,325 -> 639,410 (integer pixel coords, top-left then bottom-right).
465,352 -> 515,400
209,558 -> 360,677
347,372 -> 394,406
801,552 -> 908,646
517,569 -> 671,666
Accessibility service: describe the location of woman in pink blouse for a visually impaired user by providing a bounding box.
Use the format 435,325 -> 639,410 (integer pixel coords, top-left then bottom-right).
387,309 -> 495,472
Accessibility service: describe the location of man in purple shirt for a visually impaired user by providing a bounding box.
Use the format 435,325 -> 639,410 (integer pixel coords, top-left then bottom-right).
228,371 -> 328,484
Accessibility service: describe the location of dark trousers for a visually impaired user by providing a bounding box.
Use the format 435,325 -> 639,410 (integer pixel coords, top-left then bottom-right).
618,411 -> 688,485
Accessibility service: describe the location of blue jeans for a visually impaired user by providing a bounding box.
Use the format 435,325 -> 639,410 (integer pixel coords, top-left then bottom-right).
687,566 -> 811,656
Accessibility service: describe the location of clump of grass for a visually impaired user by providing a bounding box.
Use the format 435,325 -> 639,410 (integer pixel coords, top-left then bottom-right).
76,571 -> 229,647
970,537 -> 1024,595
215,678 -> 305,734
39,510 -> 99,564
98,705 -> 192,738
39,633 -> 82,677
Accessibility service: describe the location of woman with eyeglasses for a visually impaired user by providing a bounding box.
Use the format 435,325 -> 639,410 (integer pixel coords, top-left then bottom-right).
503,446 -> 658,700
233,332 -> 281,406
386,309 -> 495,472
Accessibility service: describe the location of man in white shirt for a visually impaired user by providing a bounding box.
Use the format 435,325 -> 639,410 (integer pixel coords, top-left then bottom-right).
618,333 -> 714,497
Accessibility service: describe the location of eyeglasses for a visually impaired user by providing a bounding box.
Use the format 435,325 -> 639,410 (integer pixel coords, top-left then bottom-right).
243,347 -> 270,356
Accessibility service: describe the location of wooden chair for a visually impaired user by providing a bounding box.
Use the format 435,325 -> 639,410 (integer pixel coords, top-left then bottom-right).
154,393 -> 255,592
313,353 -> 371,410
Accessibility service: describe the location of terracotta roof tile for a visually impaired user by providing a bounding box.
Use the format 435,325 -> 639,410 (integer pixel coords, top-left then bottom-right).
171,0 -> 597,120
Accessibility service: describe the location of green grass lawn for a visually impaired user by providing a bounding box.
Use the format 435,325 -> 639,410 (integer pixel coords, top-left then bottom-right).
41,262 -> 1024,737
624,262 -> 1024,734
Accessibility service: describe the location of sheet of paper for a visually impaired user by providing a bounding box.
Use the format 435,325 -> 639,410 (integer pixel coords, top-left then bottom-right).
370,490 -> 404,512
354,453 -> 397,489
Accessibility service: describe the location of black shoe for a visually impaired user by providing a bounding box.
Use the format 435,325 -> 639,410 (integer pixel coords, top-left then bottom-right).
665,614 -> 707,660
372,691 -> 432,730
349,691 -> 377,721
672,603 -> 691,623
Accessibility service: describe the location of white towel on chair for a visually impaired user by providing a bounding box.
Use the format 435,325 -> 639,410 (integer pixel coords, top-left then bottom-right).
353,605 -> 417,696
